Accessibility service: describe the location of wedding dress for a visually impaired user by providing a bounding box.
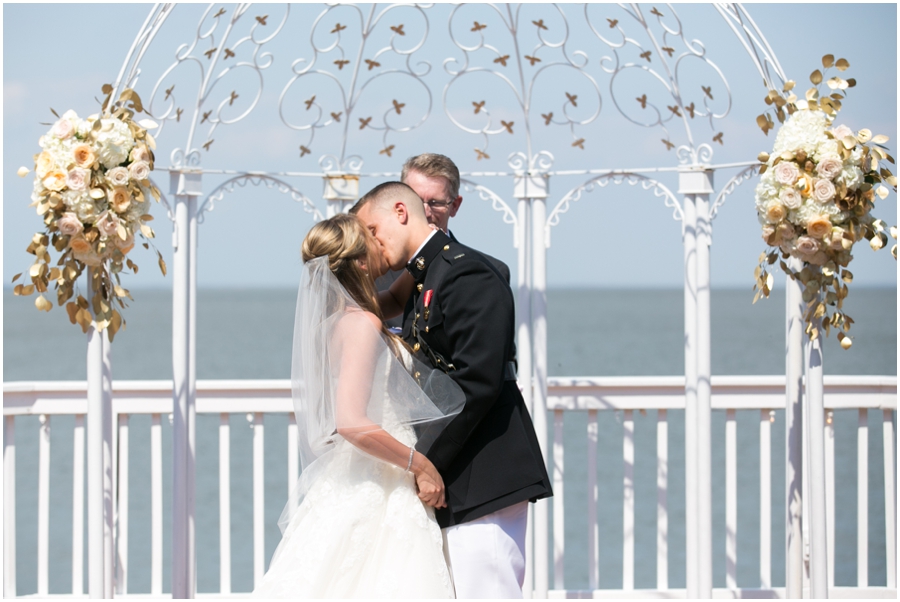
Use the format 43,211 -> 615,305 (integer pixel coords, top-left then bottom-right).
252,256 -> 463,598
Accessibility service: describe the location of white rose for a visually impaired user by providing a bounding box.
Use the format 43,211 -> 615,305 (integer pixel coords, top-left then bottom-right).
130,145 -> 152,164
107,166 -> 130,187
815,155 -> 842,180
774,161 -> 800,185
764,201 -> 787,224
52,118 -> 74,139
813,179 -> 836,203
95,210 -> 120,237
66,168 -> 90,191
793,236 -> 826,264
831,124 -> 853,141
780,187 -> 803,210
57,212 -> 84,237
129,161 -> 151,181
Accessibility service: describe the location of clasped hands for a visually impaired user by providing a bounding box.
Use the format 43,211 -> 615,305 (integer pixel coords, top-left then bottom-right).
410,451 -> 447,509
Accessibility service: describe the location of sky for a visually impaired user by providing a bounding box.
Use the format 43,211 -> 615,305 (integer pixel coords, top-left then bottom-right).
3,3 -> 897,291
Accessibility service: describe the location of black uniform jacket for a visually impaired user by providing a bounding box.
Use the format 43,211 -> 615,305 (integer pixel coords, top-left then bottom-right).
403,231 -> 552,528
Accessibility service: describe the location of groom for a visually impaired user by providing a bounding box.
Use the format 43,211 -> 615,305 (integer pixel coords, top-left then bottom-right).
353,182 -> 552,598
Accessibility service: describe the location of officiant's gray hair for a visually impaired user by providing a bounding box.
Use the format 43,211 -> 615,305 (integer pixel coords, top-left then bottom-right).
350,181 -> 426,219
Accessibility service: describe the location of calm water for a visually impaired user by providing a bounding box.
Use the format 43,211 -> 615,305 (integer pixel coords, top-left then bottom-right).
4,287 -> 896,594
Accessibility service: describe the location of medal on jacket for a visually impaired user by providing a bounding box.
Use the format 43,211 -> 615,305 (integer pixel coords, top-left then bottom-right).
423,289 -> 433,321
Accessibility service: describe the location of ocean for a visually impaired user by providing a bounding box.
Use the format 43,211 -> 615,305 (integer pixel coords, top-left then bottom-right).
3,287 -> 896,594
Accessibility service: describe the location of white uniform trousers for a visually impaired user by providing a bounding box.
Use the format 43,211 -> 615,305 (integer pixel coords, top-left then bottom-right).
443,501 -> 528,599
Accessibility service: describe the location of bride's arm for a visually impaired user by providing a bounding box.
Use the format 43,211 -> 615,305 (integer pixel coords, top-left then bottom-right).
333,312 -> 446,507
376,270 -> 414,320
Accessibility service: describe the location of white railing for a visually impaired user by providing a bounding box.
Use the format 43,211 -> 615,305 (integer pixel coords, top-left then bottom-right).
3,376 -> 896,599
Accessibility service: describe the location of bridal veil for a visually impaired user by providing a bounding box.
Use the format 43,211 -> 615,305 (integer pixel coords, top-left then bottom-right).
279,256 -> 464,531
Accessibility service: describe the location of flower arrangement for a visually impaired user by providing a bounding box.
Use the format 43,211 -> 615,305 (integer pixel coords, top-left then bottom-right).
13,86 -> 166,341
752,55 -> 897,349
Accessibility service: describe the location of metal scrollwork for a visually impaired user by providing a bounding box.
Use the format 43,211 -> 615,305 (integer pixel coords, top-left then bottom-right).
713,4 -> 788,93
460,179 -> 519,247
709,163 -> 760,220
199,174 -> 324,222
586,3 -> 731,164
546,172 -> 683,245
443,4 -> 601,163
279,4 -> 432,167
141,4 -> 289,168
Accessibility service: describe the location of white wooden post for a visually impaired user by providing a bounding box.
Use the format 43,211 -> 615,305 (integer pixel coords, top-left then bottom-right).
171,170 -> 201,598
694,179 -> 713,598
4,415 -> 15,598
521,169 -> 549,598
805,309 -> 828,598
87,269 -> 114,598
785,259 -> 804,598
884,409 -> 897,589
679,165 -> 714,598
517,197 -> 535,598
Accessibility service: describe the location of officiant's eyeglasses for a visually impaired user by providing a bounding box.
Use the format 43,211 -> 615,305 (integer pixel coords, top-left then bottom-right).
423,198 -> 454,210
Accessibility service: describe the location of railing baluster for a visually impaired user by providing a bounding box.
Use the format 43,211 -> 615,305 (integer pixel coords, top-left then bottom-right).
116,414 -> 129,594
72,414 -> 85,595
623,409 -> 634,591
219,413 -> 232,594
4,416 -> 15,598
760,410 -> 772,588
288,413 -> 299,517
587,409 -> 598,591
825,409 -> 835,589
37,415 -> 50,596
725,409 -> 737,589
858,408 -> 868,587
150,413 -> 163,595
656,409 -> 668,591
884,409 -> 897,589
253,412 -> 265,588
552,409 -> 564,589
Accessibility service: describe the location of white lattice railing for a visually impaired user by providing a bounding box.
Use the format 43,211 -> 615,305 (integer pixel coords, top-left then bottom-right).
3,376 -> 896,598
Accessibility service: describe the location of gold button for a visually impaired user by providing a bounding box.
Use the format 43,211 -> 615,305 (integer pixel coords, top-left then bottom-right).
417,284 -> 423,292
416,313 -> 420,319
414,372 -> 421,379
415,257 -> 425,270
413,343 -> 420,352
443,245 -> 450,251
425,326 -> 430,333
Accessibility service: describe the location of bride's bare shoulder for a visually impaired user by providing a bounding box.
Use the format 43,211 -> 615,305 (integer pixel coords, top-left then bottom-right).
337,308 -> 382,333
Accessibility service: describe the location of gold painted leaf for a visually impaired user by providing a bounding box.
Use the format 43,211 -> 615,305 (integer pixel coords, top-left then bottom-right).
876,185 -> 889,200
34,295 -> 52,312
835,58 -> 850,71
158,255 -> 167,276
66,302 -> 79,324
783,80 -> 795,92
810,69 -> 823,85
822,54 -> 834,68
857,129 -> 872,143
11,273 -> 22,283
758,152 -> 770,163
871,134 -> 890,144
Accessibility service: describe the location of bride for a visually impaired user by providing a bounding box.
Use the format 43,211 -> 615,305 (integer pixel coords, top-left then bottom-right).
253,214 -> 464,598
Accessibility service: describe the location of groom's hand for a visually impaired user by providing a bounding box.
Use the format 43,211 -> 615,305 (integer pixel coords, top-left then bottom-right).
412,452 -> 447,508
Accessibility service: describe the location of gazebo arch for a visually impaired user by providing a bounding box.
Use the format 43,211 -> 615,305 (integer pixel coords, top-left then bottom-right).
45,3 -> 875,599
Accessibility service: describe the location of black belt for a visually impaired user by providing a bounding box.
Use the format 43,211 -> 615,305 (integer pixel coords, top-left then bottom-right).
504,361 -> 517,381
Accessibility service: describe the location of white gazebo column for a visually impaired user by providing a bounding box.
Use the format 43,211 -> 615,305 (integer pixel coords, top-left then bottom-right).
86,268 -> 114,598
324,174 -> 360,217
517,172 -> 549,597
516,198 -> 535,597
785,258 -> 804,598
170,170 -> 201,598
679,167 -> 714,598
805,300 -> 828,598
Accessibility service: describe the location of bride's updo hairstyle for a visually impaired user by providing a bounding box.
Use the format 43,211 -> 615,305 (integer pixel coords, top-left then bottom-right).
301,214 -> 384,321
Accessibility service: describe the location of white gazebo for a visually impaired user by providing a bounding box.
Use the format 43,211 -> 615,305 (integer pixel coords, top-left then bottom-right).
3,3 -> 896,599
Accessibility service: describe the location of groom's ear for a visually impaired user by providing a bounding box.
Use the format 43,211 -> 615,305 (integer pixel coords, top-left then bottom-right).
394,200 -> 410,225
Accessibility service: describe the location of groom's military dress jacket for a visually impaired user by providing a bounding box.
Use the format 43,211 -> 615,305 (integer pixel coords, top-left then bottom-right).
403,230 -> 552,528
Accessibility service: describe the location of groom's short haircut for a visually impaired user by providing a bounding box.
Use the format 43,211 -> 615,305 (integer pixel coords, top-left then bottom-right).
350,181 -> 426,219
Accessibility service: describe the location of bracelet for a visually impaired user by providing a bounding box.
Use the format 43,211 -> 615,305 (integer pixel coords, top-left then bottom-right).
405,446 -> 415,473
